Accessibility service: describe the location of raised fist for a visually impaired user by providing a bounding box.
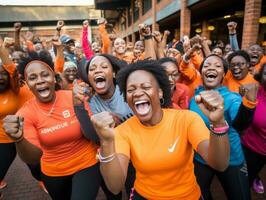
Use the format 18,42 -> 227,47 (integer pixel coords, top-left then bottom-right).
56,20 -> 65,31
152,31 -> 162,43
239,83 -> 259,103
14,22 -> 22,32
195,90 -> 225,125
83,20 -> 89,28
138,24 -> 151,37
72,79 -> 93,105
91,111 -> 116,142
3,115 -> 24,141
164,30 -> 170,36
227,21 -> 237,34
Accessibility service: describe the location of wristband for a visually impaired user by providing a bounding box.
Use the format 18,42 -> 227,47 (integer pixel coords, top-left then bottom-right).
209,121 -> 229,135
15,136 -> 24,143
96,148 -> 115,163
144,35 -> 153,40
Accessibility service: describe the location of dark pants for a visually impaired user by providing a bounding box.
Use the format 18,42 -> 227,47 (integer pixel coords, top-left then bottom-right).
0,143 -> 16,181
41,163 -> 101,200
194,160 -> 251,200
242,145 -> 266,186
27,163 -> 42,181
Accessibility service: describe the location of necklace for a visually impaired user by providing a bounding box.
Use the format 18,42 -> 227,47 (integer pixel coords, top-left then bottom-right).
36,95 -> 57,117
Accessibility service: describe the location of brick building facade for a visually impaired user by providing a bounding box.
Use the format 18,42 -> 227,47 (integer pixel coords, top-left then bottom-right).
97,0 -> 266,49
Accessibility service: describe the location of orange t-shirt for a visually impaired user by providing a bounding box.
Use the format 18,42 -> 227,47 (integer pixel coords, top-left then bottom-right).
17,90 -> 98,176
115,109 -> 210,200
0,90 -> 19,143
223,71 -> 258,93
18,84 -> 34,108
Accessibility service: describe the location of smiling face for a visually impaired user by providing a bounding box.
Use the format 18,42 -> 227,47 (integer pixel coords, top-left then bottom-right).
229,55 -> 249,80
114,38 -> 126,55
25,62 -> 56,103
247,44 -> 263,66
201,56 -> 225,90
161,61 -> 180,92
212,47 -> 223,57
91,42 -> 102,54
88,56 -> 115,99
126,70 -> 163,126
0,65 -> 10,93
63,67 -> 77,83
224,44 -> 232,54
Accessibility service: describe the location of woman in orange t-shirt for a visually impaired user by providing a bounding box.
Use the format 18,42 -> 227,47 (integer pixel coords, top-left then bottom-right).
3,50 -> 100,200
90,60 -> 230,200
0,45 -> 20,194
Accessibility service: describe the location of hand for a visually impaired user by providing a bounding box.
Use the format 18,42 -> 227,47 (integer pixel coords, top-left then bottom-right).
83,20 -> 89,28
3,115 -> 24,141
152,31 -> 162,43
239,83 -> 259,102
227,21 -> 237,34
14,22 -> 22,32
195,90 -> 225,125
97,18 -> 107,25
56,20 -> 65,31
183,35 -> 191,52
73,79 -> 93,105
109,33 -> 117,41
3,37 -> 14,48
91,111 -> 116,142
185,43 -> 201,59
164,30 -> 170,36
190,35 -> 201,46
138,24 -> 151,37
51,36 -> 64,48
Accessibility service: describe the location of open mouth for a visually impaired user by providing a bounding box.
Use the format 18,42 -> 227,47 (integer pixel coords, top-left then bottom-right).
134,100 -> 151,116
250,54 -> 259,64
205,72 -> 218,82
36,87 -> 51,98
232,69 -> 242,78
94,76 -> 106,89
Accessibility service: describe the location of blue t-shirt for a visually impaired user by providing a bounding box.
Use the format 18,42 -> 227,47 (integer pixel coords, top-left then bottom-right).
189,86 -> 245,166
89,85 -> 133,122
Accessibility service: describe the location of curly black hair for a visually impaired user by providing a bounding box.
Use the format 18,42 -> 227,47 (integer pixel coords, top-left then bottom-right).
158,57 -> 179,69
116,60 -> 172,108
78,54 -> 128,84
254,62 -> 266,83
199,54 -> 229,74
17,50 -> 54,80
227,50 -> 251,65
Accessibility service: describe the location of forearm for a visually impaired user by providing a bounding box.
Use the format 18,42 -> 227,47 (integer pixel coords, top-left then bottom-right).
74,105 -> 100,143
201,43 -> 211,57
229,34 -> 239,51
100,141 -> 126,194
157,42 -> 166,59
207,132 -> 230,171
14,31 -> 22,51
82,27 -> 94,60
16,138 -> 43,165
144,38 -> 156,60
54,48 -> 64,72
99,24 -> 111,54
232,97 -> 256,133
0,47 -> 13,65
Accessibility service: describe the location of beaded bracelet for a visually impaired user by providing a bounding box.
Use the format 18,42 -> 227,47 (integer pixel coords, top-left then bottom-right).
96,149 -> 115,163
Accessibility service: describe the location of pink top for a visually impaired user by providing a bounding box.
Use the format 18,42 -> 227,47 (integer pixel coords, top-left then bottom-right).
82,27 -> 94,60
242,86 -> 266,155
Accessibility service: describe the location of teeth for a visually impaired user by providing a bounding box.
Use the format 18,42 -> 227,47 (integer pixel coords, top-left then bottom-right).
135,100 -> 148,105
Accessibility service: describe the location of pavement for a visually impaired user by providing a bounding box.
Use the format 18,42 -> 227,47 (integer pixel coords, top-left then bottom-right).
1,156 -> 265,200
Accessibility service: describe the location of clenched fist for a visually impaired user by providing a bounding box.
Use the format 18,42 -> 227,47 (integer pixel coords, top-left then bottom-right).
14,22 -> 22,32
239,83 -> 259,102
3,115 -> 24,141
72,79 -> 93,105
195,90 -> 225,125
91,111 -> 116,142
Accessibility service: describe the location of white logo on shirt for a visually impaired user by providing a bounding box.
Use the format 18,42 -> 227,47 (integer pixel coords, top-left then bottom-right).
168,136 -> 180,153
62,110 -> 71,118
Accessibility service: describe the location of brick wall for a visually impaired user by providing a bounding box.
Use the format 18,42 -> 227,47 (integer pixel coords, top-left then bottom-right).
241,0 -> 262,49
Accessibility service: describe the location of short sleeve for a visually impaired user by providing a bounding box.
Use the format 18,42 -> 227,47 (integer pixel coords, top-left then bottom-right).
17,108 -> 41,149
187,112 -> 209,151
114,128 -> 130,158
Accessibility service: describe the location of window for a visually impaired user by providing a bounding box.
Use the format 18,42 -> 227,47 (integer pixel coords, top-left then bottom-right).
133,0 -> 140,22
143,0 -> 152,15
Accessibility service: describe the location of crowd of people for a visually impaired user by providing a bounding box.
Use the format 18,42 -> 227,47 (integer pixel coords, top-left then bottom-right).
0,17 -> 265,200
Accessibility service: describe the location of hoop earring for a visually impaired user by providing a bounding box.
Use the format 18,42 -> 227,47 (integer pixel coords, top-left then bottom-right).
160,97 -> 165,105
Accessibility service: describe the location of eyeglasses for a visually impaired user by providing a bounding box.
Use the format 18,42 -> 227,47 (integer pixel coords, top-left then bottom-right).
167,71 -> 180,80
230,62 -> 247,68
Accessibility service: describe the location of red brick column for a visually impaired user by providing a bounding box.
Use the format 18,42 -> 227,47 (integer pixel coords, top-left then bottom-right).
241,0 -> 262,49
180,0 -> 191,38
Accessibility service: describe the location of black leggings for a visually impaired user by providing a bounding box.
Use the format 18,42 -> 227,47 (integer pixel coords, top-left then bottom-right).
0,143 -> 16,181
242,145 -> 266,186
41,163 -> 101,200
27,163 -> 42,181
194,160 -> 251,200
